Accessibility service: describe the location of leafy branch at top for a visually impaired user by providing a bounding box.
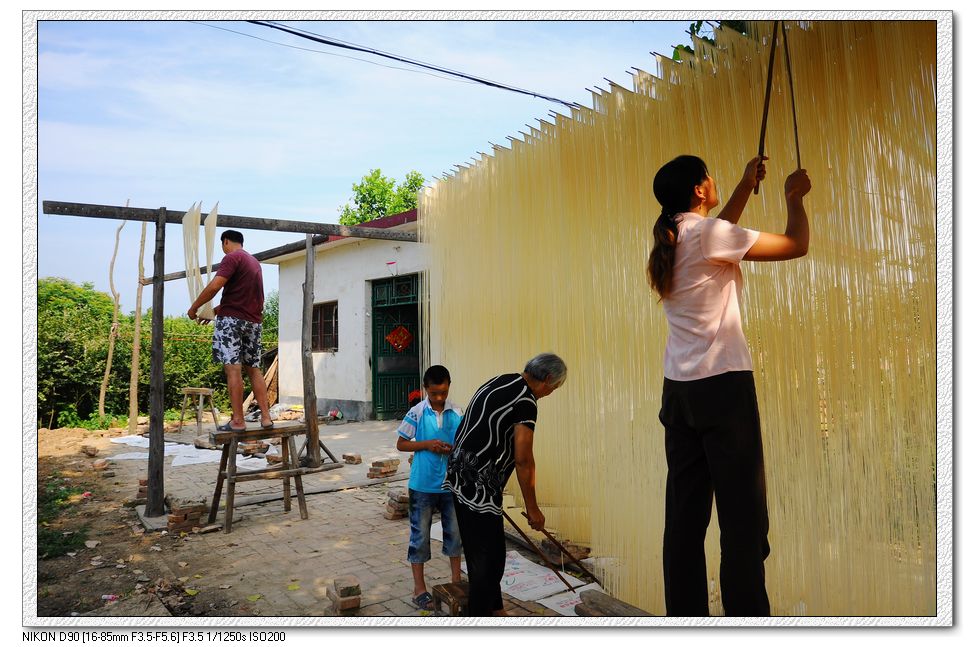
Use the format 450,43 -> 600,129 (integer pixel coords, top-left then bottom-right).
672,20 -> 749,61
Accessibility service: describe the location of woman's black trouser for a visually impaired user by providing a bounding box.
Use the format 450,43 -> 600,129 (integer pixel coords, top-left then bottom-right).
659,370 -> 771,617
452,494 -> 506,616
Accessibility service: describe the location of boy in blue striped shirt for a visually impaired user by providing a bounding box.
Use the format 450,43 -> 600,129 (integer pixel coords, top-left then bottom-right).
396,365 -> 464,610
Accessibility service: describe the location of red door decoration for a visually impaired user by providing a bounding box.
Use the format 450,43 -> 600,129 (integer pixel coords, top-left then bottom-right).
385,325 -> 413,352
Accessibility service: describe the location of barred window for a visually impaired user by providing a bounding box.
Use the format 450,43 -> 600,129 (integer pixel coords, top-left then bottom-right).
312,301 -> 338,351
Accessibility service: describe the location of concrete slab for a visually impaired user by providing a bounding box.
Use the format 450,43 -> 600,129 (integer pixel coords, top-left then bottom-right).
134,505 -> 168,531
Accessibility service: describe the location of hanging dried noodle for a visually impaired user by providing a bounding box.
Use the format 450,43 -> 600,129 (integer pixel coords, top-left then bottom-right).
420,21 -> 937,616
182,202 -> 218,320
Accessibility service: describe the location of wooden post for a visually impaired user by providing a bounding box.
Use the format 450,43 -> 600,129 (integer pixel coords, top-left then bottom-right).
301,235 -> 321,467
145,208 -> 167,517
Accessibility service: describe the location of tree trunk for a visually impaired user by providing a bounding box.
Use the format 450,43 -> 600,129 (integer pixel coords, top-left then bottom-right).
128,221 -> 147,434
98,218 -> 125,418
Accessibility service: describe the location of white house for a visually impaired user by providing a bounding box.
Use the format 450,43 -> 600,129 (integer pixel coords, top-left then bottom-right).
265,209 -> 425,420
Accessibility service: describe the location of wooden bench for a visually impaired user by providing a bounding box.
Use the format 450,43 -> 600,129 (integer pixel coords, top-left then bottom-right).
177,387 -> 219,435
206,426 -> 308,533
431,582 -> 469,617
574,589 -> 654,616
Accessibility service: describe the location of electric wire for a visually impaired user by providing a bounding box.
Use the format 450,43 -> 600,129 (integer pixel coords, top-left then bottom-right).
190,21 -> 481,87
249,20 -> 582,110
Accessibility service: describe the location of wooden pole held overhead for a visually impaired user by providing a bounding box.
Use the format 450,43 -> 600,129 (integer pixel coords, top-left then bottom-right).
780,23 -> 802,169
755,20 -> 780,195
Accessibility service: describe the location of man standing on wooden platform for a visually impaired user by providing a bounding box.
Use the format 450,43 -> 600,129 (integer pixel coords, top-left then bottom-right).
188,229 -> 272,432
444,353 -> 567,616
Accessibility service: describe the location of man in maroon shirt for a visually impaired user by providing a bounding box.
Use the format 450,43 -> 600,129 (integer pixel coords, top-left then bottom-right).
188,230 -> 273,431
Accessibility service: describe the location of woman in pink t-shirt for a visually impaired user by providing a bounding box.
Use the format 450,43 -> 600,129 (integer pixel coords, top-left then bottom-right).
647,155 -> 811,616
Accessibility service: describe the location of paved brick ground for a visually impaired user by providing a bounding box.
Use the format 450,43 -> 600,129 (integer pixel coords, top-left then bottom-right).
89,420 -> 561,618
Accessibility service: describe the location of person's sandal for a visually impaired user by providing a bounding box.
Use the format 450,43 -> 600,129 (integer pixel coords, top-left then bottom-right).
216,422 -> 246,432
412,591 -> 434,611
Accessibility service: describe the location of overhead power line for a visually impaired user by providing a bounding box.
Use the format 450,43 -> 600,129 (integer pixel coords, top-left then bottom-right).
248,20 -> 582,110
191,21 -> 480,87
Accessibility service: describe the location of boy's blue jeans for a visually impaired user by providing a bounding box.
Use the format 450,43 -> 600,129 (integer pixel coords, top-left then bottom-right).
407,489 -> 463,563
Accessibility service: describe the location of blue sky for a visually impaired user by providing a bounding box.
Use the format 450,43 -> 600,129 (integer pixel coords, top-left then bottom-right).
34,18 -> 692,316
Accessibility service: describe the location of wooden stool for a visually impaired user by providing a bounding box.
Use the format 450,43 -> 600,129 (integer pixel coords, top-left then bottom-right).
178,387 -> 220,435
206,427 -> 309,533
432,582 -> 469,617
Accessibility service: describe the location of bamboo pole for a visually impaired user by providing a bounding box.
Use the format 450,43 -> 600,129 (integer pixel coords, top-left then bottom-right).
754,20 -> 780,195
501,510 -> 575,592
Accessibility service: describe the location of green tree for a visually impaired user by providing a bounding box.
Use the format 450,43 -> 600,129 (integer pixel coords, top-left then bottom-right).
37,278 -> 132,426
338,169 -> 425,225
673,20 -> 749,61
37,278 -> 231,426
134,313 -> 228,414
261,290 -> 279,347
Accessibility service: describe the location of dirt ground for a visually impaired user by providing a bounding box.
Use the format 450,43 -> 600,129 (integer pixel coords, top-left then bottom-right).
34,424 -> 578,620
35,426 -> 247,618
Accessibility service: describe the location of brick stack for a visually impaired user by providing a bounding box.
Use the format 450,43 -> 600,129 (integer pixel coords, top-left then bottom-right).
137,478 -> 148,500
367,458 -> 400,479
384,487 -> 409,520
327,575 -> 361,615
239,441 -> 269,456
166,499 -> 209,533
342,453 -> 362,465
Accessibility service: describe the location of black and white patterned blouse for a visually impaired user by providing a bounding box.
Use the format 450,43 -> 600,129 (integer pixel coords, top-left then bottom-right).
444,374 -> 537,515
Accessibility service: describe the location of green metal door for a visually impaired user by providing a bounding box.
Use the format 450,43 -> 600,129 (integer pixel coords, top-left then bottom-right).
372,274 -> 420,420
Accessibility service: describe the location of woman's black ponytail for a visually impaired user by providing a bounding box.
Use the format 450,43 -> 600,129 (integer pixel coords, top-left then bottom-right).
647,155 -> 710,299
648,211 -> 679,298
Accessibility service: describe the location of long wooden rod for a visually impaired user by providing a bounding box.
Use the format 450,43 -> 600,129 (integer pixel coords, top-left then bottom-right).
501,510 -> 576,592
520,511 -> 601,586
144,234 -> 334,284
41,201 -> 417,243
754,20 -> 780,195
781,22 -> 802,169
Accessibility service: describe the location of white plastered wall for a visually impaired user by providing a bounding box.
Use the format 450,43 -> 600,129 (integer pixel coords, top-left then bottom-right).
275,232 -> 426,417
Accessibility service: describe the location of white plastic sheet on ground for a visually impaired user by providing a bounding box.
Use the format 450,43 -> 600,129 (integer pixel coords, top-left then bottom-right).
170,446 -> 222,467
110,435 -> 269,470
233,455 -> 269,471
110,435 -> 150,447
461,549 -> 584,602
